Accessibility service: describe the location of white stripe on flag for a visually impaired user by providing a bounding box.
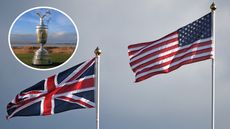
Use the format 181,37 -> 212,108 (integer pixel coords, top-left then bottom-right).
136,52 -> 212,79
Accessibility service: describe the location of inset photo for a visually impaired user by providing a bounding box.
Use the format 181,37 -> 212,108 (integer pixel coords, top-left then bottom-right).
9,6 -> 79,70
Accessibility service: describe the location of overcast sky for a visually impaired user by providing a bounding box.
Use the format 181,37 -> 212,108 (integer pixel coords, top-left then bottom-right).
0,0 -> 229,129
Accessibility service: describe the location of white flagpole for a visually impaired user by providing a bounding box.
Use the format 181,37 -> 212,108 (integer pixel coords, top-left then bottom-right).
210,2 -> 216,129
94,47 -> 102,129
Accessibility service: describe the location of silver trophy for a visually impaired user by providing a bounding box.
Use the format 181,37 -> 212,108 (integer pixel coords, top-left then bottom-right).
33,10 -> 52,65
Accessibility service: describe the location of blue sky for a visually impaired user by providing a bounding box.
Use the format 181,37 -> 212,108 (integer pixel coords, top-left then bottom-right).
10,7 -> 77,44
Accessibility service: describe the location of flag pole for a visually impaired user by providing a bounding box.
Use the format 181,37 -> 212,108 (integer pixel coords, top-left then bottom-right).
94,47 -> 102,129
210,2 -> 216,129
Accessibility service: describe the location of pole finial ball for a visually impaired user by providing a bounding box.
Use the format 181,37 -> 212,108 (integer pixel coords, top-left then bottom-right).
94,47 -> 102,56
210,2 -> 217,11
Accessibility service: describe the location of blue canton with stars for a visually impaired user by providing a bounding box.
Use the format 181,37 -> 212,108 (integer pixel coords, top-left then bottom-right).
178,13 -> 212,46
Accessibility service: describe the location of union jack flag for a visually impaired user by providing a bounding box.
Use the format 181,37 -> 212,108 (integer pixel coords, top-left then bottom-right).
6,57 -> 95,119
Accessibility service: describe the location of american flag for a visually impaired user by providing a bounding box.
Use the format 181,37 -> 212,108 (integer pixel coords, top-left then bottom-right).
7,57 -> 95,119
128,13 -> 213,82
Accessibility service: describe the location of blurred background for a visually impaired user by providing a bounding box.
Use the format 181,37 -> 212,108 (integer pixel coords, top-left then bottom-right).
0,0 -> 229,129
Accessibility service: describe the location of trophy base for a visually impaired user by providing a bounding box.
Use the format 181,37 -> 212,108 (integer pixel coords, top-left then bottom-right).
32,47 -> 52,65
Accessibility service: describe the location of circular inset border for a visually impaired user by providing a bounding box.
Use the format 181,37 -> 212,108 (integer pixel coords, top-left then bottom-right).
8,6 -> 79,71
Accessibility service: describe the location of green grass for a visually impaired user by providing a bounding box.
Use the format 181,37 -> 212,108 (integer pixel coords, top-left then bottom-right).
15,53 -> 72,69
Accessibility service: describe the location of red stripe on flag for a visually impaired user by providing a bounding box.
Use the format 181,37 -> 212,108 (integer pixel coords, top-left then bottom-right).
130,37 -> 178,60
21,91 -> 43,95
130,43 -> 179,66
56,77 -> 94,94
43,76 -> 56,116
58,96 -> 94,108
128,31 -> 178,49
132,41 -> 212,72
128,41 -> 151,50
67,58 -> 95,82
130,39 -> 211,67
46,75 -> 56,92
42,94 -> 53,116
128,32 -> 178,56
135,55 -> 212,82
136,48 -> 212,75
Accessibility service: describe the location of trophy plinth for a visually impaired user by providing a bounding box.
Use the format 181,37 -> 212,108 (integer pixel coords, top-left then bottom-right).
33,44 -> 51,65
32,12 -> 52,66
